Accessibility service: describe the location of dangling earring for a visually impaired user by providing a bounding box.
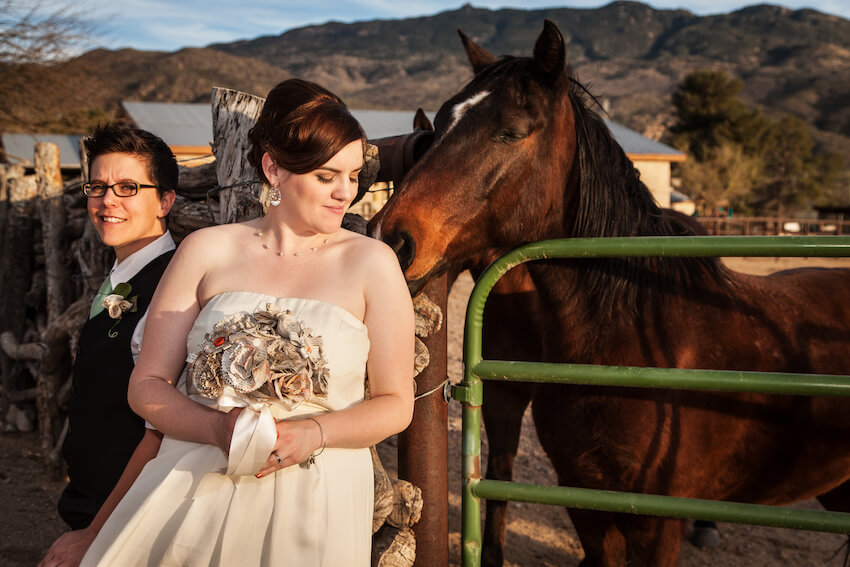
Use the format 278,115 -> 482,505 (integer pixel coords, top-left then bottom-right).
269,186 -> 282,207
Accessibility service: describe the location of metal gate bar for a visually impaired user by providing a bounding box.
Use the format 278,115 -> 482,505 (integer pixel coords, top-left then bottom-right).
472,360 -> 850,396
472,480 -> 850,533
456,235 -> 850,566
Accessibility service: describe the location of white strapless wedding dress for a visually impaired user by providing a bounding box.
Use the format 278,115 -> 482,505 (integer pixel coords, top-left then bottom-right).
81,292 -> 373,567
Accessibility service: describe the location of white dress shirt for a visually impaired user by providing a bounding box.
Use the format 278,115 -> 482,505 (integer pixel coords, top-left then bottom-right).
104,231 -> 176,362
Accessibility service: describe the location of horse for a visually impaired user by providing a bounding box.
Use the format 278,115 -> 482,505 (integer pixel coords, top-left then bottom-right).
371,106 -> 722,565
369,19 -> 850,567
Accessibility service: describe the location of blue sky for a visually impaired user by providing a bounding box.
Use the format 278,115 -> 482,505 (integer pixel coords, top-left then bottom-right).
81,1 -> 850,53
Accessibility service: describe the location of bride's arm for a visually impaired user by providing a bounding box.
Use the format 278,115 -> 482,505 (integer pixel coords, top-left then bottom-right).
127,230 -> 238,454
356,241 -> 416,437
261,239 -> 414,472
338,238 -> 416,441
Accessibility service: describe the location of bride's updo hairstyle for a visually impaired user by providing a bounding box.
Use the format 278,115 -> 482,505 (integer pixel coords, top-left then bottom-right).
247,78 -> 366,184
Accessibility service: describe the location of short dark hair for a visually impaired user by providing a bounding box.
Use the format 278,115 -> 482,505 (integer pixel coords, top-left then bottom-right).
247,79 -> 365,184
84,124 -> 178,196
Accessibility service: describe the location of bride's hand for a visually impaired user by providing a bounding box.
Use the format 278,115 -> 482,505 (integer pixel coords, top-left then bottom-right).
255,418 -> 323,477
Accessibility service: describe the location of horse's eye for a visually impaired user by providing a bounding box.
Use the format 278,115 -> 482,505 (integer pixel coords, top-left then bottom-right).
495,129 -> 527,143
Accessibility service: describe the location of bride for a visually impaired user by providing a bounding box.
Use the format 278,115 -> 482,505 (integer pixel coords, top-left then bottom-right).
80,79 -> 414,566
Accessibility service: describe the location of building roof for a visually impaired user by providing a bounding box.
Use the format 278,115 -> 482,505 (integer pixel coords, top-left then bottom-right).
119,101 -> 685,162
121,101 -> 214,150
670,190 -> 694,203
350,109 -> 436,139
121,101 -> 437,145
1,133 -> 83,168
605,120 -> 685,161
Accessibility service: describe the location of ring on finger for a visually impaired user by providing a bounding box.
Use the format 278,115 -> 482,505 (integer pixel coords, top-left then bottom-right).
273,452 -> 282,465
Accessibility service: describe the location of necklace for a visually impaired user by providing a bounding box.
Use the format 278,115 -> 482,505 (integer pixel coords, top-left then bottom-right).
254,231 -> 331,257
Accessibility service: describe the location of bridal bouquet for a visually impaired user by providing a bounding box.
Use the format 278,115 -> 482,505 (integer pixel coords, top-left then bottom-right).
189,303 -> 329,408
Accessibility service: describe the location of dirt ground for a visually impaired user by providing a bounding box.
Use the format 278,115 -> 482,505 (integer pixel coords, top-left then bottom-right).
3,257 -> 850,566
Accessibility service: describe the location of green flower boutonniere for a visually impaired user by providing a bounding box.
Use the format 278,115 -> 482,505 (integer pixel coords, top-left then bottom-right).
103,282 -> 138,338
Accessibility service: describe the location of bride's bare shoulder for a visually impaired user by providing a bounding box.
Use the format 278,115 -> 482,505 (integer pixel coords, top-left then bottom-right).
181,221 -> 254,244
337,231 -> 405,285
173,221 -> 256,261
339,229 -> 396,260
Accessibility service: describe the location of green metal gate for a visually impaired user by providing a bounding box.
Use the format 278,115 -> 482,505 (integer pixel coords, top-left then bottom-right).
453,235 -> 850,566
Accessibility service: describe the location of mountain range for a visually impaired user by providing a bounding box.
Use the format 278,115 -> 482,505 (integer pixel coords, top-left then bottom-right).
2,1 -> 849,161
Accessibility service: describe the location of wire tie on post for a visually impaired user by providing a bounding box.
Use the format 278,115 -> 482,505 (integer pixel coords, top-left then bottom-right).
413,376 -> 451,403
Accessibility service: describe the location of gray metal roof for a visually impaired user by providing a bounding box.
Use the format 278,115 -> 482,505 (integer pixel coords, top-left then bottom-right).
121,102 -> 435,144
605,120 -> 683,157
1,133 -> 83,168
119,101 -> 682,158
121,101 -> 213,147
350,109 -> 436,139
670,190 -> 694,203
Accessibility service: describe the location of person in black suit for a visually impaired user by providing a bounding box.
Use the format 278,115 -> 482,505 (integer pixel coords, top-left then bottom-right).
40,124 -> 177,567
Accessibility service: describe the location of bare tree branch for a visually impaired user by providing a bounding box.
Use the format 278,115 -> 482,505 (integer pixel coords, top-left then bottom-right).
0,0 -> 95,64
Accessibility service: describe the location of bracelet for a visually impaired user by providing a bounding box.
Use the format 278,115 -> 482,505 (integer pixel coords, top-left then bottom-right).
306,417 -> 326,465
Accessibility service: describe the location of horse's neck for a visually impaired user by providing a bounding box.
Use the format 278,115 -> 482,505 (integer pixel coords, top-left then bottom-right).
522,261 -> 619,362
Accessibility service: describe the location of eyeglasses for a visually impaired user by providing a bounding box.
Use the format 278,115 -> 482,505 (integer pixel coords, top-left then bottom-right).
82,181 -> 158,198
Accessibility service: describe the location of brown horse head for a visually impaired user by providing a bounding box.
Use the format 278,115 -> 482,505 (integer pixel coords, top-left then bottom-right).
370,20 -> 578,294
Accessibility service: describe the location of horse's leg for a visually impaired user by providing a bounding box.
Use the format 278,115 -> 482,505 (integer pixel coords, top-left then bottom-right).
689,519 -> 720,548
481,380 -> 534,567
568,509 -> 626,567
818,479 -> 850,512
626,516 -> 685,567
569,511 -> 684,567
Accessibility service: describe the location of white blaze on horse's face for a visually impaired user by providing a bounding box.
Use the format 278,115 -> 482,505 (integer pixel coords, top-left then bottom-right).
447,90 -> 491,133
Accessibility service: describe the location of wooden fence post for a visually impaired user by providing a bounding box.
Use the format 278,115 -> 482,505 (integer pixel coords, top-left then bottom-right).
0,167 -> 37,408
35,143 -> 70,323
0,164 -> 17,406
400,275 -> 449,567
210,87 -> 265,223
34,142 -> 71,455
0,164 -> 9,257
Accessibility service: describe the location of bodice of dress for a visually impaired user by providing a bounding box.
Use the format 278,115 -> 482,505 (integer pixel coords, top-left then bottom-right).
181,292 -> 370,418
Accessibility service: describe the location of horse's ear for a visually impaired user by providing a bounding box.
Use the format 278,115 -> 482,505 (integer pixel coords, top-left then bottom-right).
532,19 -> 566,82
413,108 -> 433,132
458,29 -> 498,74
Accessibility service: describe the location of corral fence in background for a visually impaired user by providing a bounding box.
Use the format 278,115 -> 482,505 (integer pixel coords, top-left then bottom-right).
697,216 -> 850,236
453,235 -> 850,567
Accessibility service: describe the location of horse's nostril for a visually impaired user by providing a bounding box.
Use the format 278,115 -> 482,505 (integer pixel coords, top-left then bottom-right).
389,230 -> 416,272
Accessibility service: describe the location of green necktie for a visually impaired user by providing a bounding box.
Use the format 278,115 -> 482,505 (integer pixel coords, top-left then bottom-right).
89,276 -> 113,319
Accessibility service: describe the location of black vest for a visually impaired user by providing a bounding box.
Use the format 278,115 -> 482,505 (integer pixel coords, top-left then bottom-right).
62,250 -> 174,504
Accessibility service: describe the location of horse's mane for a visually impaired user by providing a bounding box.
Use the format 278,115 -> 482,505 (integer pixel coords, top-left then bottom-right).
565,71 -> 731,318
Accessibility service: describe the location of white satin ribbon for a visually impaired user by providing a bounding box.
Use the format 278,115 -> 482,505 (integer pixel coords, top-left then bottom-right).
226,405 -> 277,476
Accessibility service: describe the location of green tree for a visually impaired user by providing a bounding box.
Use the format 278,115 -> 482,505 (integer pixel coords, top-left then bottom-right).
670,69 -> 848,217
813,152 -> 849,207
751,116 -> 822,216
678,142 -> 762,216
670,69 -> 768,161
